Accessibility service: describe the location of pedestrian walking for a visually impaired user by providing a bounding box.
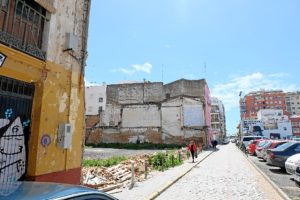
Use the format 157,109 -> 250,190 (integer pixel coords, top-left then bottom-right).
213,140 -> 218,150
187,140 -> 197,163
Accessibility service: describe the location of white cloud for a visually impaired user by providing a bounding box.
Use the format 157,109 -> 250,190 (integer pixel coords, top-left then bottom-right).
268,72 -> 290,78
132,62 -> 152,74
112,62 -> 153,75
211,72 -> 297,111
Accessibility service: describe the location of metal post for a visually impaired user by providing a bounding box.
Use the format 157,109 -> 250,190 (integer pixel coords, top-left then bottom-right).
144,161 -> 148,179
178,151 -> 181,162
129,161 -> 135,189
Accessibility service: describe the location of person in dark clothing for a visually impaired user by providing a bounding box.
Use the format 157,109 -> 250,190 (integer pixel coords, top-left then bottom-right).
212,140 -> 218,150
187,140 -> 197,163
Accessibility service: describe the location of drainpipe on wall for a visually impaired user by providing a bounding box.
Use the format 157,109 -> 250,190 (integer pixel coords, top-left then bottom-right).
79,0 -> 91,184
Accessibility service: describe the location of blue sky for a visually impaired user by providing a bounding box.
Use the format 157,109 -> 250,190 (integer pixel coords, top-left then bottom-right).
86,0 -> 300,135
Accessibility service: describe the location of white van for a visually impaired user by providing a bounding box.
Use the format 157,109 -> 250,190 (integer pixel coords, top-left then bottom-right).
241,136 -> 266,147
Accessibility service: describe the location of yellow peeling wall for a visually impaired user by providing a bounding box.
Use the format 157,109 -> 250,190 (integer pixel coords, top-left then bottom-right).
0,44 -> 84,177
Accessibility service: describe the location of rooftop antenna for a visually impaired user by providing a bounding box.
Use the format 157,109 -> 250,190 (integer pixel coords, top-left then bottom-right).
161,64 -> 164,83
204,62 -> 207,78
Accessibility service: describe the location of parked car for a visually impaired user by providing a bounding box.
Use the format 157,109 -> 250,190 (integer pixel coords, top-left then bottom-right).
222,138 -> 230,144
0,181 -> 118,200
285,153 -> 300,175
255,140 -> 271,158
247,139 -> 263,156
261,140 -> 288,161
241,136 -> 266,148
266,142 -> 300,169
295,165 -> 300,187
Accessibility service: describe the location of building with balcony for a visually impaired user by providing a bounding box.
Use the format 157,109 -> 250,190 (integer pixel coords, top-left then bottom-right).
239,90 -> 287,120
0,0 -> 90,184
286,92 -> 300,116
210,97 -> 226,143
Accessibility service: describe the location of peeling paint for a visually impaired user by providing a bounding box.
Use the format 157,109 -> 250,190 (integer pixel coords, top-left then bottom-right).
59,93 -> 68,113
69,88 -> 80,135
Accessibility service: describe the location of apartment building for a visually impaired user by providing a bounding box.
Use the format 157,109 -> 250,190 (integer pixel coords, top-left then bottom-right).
240,90 -> 287,120
85,84 -> 107,115
286,92 -> 300,116
211,97 -> 226,143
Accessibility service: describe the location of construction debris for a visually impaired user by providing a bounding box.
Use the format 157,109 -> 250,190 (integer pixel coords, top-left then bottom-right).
82,149 -> 188,192
82,154 -> 152,192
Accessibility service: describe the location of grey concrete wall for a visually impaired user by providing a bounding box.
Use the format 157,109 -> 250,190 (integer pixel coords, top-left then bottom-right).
164,79 -> 206,98
143,82 -> 164,103
106,82 -> 163,104
122,105 -> 161,128
100,104 -> 121,126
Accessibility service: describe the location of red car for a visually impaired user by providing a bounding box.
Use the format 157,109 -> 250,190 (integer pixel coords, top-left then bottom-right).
247,139 -> 264,155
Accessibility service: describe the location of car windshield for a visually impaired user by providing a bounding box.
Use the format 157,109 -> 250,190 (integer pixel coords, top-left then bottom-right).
257,141 -> 268,147
261,141 -> 272,148
274,142 -> 295,151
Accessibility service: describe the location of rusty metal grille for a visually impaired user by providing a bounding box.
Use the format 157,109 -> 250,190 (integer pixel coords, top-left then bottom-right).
0,0 -> 47,60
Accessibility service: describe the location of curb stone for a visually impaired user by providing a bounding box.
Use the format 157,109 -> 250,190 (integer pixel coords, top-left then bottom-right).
145,150 -> 215,200
239,147 -> 292,200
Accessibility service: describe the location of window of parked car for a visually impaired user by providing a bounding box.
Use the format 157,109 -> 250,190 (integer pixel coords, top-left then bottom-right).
257,140 -> 268,147
294,145 -> 300,153
275,142 -> 295,151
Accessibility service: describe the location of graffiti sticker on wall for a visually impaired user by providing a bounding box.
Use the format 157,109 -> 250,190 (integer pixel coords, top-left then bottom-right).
0,111 -> 27,182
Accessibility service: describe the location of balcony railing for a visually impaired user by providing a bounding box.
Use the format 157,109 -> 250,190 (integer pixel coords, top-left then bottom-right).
0,0 -> 47,60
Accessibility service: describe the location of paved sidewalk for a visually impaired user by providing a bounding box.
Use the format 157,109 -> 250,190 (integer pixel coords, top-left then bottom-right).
112,150 -> 214,200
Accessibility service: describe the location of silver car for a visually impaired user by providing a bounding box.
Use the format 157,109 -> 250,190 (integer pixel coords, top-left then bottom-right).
0,181 -> 118,200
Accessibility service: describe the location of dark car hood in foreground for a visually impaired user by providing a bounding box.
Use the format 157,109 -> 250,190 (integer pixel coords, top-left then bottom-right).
0,181 -> 114,200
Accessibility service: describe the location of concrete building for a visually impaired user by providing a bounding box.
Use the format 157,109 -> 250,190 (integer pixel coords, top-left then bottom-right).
240,90 -> 287,120
286,92 -> 300,116
240,120 -> 264,136
240,109 -> 292,139
0,0 -> 90,184
86,79 -> 212,147
85,84 -> 107,115
211,97 -> 226,143
290,115 -> 300,136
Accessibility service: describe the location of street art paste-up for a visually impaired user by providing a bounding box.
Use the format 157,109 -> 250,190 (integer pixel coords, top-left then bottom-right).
0,117 -> 26,182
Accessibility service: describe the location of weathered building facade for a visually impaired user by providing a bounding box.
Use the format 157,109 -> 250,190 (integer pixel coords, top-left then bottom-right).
211,97 -> 226,143
85,84 -> 107,115
0,0 -> 90,184
86,79 -> 212,146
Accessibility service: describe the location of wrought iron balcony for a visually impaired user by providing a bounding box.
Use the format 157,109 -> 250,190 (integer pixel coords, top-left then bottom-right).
0,0 -> 47,60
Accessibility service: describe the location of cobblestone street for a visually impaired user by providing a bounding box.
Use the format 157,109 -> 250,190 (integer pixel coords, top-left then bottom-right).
156,143 -> 283,200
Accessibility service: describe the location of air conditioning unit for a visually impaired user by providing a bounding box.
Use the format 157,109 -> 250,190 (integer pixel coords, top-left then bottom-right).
57,123 -> 72,149
65,33 -> 79,52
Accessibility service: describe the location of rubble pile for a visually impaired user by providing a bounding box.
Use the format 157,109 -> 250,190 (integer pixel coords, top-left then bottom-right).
82,154 -> 152,192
